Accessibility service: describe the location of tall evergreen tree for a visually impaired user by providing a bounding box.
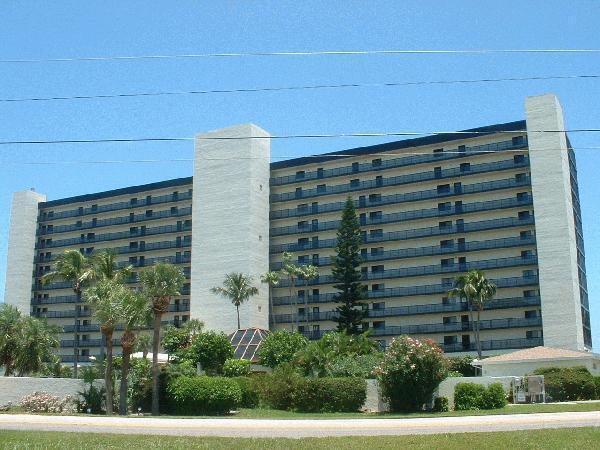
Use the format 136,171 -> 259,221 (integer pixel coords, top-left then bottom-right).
332,197 -> 366,334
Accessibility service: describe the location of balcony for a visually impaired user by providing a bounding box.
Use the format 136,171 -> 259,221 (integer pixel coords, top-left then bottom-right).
270,138 -> 528,186
442,337 -> 543,353
272,274 -> 539,306
271,195 -> 532,237
272,295 -> 541,323
40,190 -> 192,222
271,214 -> 535,254
271,235 -> 536,270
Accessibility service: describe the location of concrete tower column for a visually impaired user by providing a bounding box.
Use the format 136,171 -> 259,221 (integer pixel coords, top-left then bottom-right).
4,190 -> 46,314
191,124 -> 270,333
525,94 -> 584,350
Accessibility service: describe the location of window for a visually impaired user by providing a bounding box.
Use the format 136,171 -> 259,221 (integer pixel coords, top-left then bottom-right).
443,316 -> 457,324
317,168 -> 324,178
512,136 -> 525,146
521,250 -> 533,259
372,158 -> 382,168
145,210 -> 152,217
371,247 -> 384,256
298,255 -> 309,264
146,195 -> 152,204
520,230 -> 533,240
350,179 -> 360,187
441,258 -> 454,267
373,321 -> 385,330
372,302 -> 385,310
523,269 -> 535,278
433,148 -> 444,156
298,220 -> 309,229
375,175 -> 383,187
368,193 -> 381,203
295,170 -> 305,180
369,229 -> 383,238
316,184 -> 326,193
515,173 -> 527,182
440,239 -> 454,248
437,184 -> 450,194
526,330 -> 541,339
295,187 -> 302,198
517,192 -> 529,201
298,237 -> 309,247
369,211 -> 382,221
371,283 -> 384,292
352,162 -> 359,173
434,166 -> 442,178
444,335 -> 457,345
371,265 -> 384,273
170,206 -> 178,214
298,203 -> 308,212
525,310 -> 538,319
518,211 -> 531,220
438,201 -> 451,212
439,220 -> 452,229
460,162 -> 471,172
523,289 -> 536,298
457,145 -> 466,153
91,204 -> 98,212
514,154 -> 525,163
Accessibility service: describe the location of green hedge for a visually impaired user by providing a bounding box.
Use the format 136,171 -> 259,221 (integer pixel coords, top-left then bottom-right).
232,376 -> 260,408
166,376 -> 242,415
257,367 -> 366,412
595,376 -> 600,400
454,382 -> 506,410
433,396 -> 449,412
222,359 -> 251,378
533,367 -> 596,402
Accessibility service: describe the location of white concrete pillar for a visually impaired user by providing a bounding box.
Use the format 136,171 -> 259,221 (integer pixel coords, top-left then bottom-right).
191,124 -> 270,333
4,190 -> 46,314
525,94 -> 584,350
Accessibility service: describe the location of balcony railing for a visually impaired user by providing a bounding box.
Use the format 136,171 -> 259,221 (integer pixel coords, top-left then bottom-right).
271,235 -> 536,270
271,174 -> 531,222
272,295 -> 541,323
442,337 -> 543,353
272,275 -> 539,306
271,138 -> 527,186
271,214 -> 535,253
36,212 -> 192,249
271,195 -> 532,237
276,255 -> 537,288
40,190 -> 192,222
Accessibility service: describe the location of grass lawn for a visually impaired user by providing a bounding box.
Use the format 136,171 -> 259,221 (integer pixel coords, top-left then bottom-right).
0,428 -> 599,449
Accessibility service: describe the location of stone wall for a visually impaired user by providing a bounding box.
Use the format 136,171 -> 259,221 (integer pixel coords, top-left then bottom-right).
0,377 -> 103,406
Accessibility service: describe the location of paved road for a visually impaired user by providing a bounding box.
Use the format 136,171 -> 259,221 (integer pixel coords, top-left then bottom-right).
0,411 -> 599,437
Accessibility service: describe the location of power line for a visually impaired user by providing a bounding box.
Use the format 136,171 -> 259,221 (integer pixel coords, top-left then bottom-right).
2,48 -> 600,63
2,74 -> 599,103
3,147 -> 600,166
1,129 -> 600,146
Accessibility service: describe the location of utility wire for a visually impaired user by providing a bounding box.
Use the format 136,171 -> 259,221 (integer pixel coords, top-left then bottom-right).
2,48 -> 600,63
2,74 -> 599,103
1,129 -> 600,146
3,147 -> 600,166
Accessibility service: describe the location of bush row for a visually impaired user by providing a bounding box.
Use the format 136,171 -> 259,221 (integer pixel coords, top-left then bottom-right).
166,376 -> 242,415
454,382 -> 507,410
533,367 -> 597,402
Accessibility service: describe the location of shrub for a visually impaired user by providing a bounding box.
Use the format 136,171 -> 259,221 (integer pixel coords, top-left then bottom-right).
223,358 -> 251,377
258,331 -> 308,369
327,353 -> 383,379
77,385 -> 105,414
533,366 -> 596,401
433,396 -> 449,412
167,376 -> 242,415
454,382 -> 486,410
481,383 -> 507,409
292,378 -> 366,412
20,392 -> 76,414
187,331 -> 234,375
594,376 -> 600,400
257,363 -> 300,410
232,376 -> 260,408
454,382 -> 507,410
375,336 -> 448,412
447,356 -> 477,377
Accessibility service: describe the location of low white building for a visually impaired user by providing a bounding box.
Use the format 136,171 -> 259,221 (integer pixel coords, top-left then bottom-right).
473,346 -> 600,377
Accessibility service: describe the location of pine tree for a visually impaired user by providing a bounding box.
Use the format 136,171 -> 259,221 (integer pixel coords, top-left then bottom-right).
332,196 -> 367,334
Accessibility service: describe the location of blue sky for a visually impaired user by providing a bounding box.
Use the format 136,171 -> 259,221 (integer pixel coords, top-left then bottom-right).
1,1 -> 599,346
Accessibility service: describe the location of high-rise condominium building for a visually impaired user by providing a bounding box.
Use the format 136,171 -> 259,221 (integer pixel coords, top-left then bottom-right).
4,94 -> 592,363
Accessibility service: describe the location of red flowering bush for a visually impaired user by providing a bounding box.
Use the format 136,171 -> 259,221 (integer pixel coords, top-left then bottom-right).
375,336 -> 448,411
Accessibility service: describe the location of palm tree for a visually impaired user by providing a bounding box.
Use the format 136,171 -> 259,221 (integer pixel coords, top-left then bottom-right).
0,304 -> 22,377
449,270 -> 497,359
14,317 -> 60,376
139,263 -> 185,416
280,252 -> 302,332
42,249 -> 95,378
84,279 -> 127,415
118,289 -> 151,415
298,264 -> 319,330
260,271 -> 280,326
211,273 -> 259,330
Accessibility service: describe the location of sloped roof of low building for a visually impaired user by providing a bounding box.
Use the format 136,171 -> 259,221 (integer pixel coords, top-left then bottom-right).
476,346 -> 597,365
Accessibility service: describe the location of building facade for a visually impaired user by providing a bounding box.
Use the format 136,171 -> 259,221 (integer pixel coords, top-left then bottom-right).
3,94 -> 592,362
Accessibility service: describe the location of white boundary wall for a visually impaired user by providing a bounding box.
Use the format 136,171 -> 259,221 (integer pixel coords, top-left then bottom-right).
525,94 -> 585,350
437,376 -> 514,409
191,124 -> 270,333
0,377 -> 102,406
4,190 -> 46,313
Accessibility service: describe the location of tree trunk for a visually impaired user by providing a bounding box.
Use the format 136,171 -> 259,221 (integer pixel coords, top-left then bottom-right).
119,350 -> 131,415
73,290 -> 80,379
151,312 -> 162,416
476,309 -> 482,359
236,304 -> 240,330
104,330 -> 114,415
